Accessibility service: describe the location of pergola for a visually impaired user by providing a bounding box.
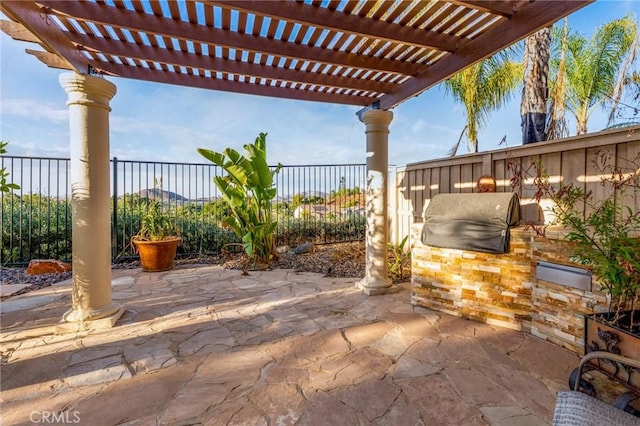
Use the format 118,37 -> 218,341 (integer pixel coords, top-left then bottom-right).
1,0 -> 592,326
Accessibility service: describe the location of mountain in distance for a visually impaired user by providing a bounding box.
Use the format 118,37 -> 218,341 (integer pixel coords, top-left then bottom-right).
137,189 -> 219,203
138,188 -> 188,202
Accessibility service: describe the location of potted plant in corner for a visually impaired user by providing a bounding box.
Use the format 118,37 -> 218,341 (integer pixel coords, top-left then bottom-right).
530,150 -> 640,386
132,192 -> 181,272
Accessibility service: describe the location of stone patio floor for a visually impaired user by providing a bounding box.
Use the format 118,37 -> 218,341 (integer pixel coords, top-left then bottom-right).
0,265 -> 580,425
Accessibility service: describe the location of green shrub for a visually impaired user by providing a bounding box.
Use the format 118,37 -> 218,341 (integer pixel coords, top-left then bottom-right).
1,194 -> 72,263
276,215 -> 365,246
1,141 -> 20,194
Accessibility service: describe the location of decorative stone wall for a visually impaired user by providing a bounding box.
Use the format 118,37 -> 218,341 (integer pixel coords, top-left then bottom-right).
411,225 -> 535,332
411,224 -> 608,354
530,231 -> 607,353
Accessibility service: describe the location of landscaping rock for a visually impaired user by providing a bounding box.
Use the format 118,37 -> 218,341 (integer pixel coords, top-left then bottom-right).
294,242 -> 315,254
276,245 -> 291,254
26,259 -> 72,275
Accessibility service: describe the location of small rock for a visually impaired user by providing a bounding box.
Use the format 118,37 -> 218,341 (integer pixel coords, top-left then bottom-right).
294,243 -> 315,254
276,245 -> 291,254
26,259 -> 72,275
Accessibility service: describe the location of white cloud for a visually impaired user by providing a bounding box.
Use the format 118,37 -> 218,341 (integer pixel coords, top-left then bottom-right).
5,139 -> 68,158
1,98 -> 68,122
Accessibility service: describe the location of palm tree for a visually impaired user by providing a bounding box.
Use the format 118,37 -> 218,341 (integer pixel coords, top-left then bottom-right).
521,27 -> 551,144
628,71 -> 640,108
444,51 -> 521,155
547,14 -> 638,136
547,19 -> 570,140
608,46 -> 640,126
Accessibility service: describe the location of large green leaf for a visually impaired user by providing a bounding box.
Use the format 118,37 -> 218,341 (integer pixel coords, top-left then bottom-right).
197,148 -> 226,167
242,232 -> 255,257
250,156 -> 274,191
198,132 -> 281,264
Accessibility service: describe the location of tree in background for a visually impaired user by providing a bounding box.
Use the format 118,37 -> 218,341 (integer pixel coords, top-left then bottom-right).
521,27 -> 552,144
547,14 -> 639,137
444,50 -> 521,156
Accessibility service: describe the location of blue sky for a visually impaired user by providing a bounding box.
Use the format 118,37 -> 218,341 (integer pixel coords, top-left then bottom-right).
1,1 -> 638,167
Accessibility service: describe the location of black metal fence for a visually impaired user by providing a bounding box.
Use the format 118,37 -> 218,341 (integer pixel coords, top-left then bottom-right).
1,156 -> 366,266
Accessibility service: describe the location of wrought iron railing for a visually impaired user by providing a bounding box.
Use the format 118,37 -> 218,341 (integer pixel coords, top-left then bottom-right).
1,156 -> 365,266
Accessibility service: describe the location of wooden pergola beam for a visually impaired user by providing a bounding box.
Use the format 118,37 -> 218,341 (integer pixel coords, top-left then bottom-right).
2,0 -> 595,109
0,19 -> 41,43
67,32 -> 397,94
0,1 -> 88,72
95,61 -> 375,106
208,0 -> 460,52
40,0 -> 422,76
26,48 -> 73,70
449,0 -> 518,17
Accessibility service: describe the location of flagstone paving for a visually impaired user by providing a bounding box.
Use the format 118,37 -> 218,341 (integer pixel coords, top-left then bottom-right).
0,265 -> 579,425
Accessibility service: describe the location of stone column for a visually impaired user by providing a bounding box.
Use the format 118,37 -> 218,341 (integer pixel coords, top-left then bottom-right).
59,73 -> 123,325
357,109 -> 394,295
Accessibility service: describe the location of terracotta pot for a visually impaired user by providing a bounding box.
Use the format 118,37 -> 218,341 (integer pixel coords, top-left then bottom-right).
133,237 -> 181,272
584,312 -> 640,388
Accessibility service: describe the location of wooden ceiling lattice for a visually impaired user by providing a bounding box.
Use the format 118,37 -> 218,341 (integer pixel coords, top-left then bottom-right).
1,0 -> 592,109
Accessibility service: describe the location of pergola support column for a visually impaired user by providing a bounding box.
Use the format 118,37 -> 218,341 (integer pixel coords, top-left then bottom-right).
356,109 -> 394,296
59,72 -> 123,326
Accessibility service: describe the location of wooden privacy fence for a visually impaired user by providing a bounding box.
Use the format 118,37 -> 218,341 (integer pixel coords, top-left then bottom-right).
391,126 -> 640,245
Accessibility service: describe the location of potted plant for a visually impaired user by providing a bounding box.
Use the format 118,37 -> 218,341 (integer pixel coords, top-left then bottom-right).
132,197 -> 181,272
526,150 -> 640,385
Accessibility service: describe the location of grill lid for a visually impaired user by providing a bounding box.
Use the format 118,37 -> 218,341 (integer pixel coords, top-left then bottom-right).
421,192 -> 520,254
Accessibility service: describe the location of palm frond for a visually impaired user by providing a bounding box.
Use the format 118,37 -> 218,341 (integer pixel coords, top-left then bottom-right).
550,14 -> 638,134
443,52 -> 521,154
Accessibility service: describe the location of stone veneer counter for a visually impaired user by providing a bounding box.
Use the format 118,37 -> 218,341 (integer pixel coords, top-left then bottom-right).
410,224 -> 608,354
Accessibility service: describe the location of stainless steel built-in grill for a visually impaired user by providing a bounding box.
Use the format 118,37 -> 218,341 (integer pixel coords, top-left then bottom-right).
421,192 -> 520,254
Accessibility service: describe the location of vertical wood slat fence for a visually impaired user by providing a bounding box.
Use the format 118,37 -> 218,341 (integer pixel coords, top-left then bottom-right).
391,126 -> 640,246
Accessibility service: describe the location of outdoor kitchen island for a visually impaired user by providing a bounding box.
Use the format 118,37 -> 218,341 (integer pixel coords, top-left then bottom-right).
410,221 -> 608,355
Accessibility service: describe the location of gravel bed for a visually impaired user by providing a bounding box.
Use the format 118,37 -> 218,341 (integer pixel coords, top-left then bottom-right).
0,269 -> 73,300
274,241 -> 366,278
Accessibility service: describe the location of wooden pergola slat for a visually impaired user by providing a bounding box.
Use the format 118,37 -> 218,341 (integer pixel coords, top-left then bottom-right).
209,0 -> 461,52
39,0 -> 422,75
69,32 -> 397,93
97,61 -> 375,105
1,0 -> 594,110
378,0 -> 591,109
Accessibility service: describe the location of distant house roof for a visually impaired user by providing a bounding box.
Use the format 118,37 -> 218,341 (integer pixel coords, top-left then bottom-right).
294,204 -> 342,218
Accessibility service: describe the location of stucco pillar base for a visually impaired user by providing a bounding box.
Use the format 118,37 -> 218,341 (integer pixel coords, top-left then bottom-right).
62,302 -> 124,325
355,278 -> 396,295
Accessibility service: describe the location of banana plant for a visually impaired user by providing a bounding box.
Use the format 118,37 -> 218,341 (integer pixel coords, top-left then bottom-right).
388,235 -> 411,282
198,132 -> 282,264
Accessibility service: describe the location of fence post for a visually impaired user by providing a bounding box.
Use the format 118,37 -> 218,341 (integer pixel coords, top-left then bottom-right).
482,153 -> 494,177
112,157 -> 118,261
